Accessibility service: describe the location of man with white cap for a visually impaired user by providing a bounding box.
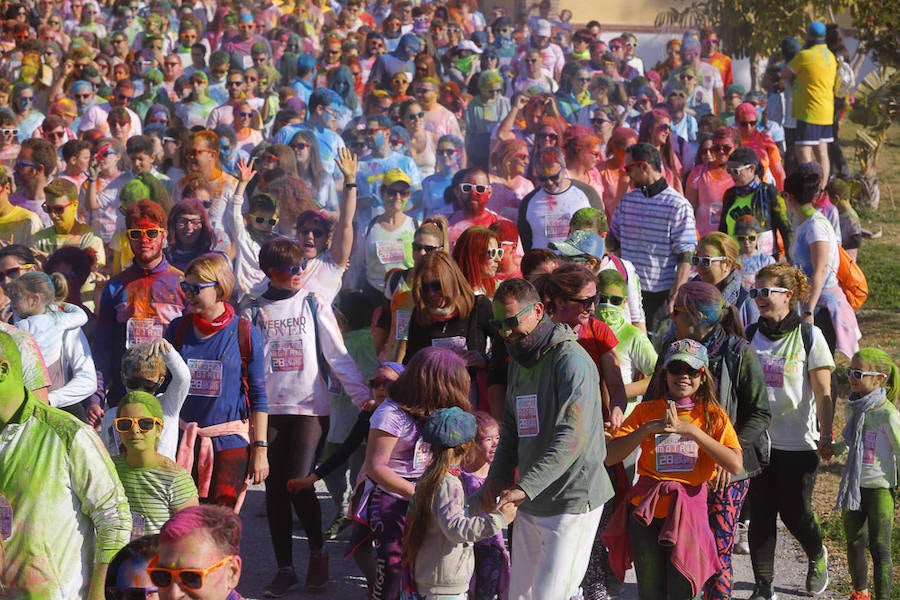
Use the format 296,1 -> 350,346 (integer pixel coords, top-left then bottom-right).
781,21 -> 837,185
520,18 -> 564,79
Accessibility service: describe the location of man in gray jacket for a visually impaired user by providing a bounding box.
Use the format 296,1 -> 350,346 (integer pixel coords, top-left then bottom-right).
483,278 -> 613,599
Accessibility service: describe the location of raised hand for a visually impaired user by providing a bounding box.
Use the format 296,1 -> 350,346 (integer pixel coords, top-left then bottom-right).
236,157 -> 257,183
334,146 -> 358,182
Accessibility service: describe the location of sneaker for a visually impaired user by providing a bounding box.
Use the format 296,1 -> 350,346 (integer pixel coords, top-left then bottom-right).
264,567 -> 299,598
323,515 -> 351,540
734,520 -> 750,555
806,545 -> 829,595
849,591 -> 870,599
306,549 -> 329,591
747,584 -> 777,600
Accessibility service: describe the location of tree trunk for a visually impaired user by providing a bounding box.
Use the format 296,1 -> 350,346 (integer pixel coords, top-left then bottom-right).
749,51 -> 758,91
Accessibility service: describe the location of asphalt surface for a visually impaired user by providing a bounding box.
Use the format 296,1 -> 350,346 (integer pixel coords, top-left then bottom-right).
235,482 -> 843,599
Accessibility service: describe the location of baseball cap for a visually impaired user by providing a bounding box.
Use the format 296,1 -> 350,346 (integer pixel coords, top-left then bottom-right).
549,229 -> 605,260
808,21 -> 826,40
382,168 -> 411,188
663,339 -> 709,371
534,18 -> 552,37
455,40 -> 482,54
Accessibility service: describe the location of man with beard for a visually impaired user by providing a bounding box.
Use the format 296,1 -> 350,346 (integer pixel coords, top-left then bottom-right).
517,18 -> 564,79
95,200 -> 187,406
489,16 -> 517,67
447,167 -> 516,245
482,277 -> 613,600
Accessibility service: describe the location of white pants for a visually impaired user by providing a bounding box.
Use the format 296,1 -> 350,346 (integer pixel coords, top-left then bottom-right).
509,505 -> 604,600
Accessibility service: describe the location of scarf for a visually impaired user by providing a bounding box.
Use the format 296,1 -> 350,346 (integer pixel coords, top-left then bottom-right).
192,302 -> 234,336
665,392 -> 695,411
732,179 -> 775,228
428,306 -> 459,322
835,387 -> 886,511
505,317 -> 555,368
756,311 -> 802,341
595,303 -> 626,330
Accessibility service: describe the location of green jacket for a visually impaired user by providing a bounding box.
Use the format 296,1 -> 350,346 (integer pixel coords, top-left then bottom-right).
490,321 -> 614,516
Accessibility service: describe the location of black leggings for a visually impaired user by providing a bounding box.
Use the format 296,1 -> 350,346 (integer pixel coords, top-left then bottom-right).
266,414 -> 329,567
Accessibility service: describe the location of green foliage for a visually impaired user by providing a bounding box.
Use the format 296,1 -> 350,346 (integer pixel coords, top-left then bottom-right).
858,240 -> 900,309
849,0 -> 900,67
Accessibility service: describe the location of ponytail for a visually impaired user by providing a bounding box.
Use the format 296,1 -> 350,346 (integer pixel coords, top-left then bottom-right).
855,348 -> 900,405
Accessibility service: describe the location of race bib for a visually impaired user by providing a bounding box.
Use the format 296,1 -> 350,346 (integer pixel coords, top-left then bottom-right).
131,512 -> 146,540
413,437 -> 432,470
758,354 -> 786,389
0,494 -> 13,541
516,394 -> 539,437
862,430 -> 877,465
655,433 -> 699,473
375,240 -> 406,265
395,309 -> 411,341
431,335 -> 467,353
270,339 -> 304,372
543,214 -> 570,244
126,318 -> 164,349
757,230 -> 775,256
187,359 -> 224,397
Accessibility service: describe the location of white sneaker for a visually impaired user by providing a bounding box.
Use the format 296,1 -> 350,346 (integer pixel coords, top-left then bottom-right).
734,520 -> 750,555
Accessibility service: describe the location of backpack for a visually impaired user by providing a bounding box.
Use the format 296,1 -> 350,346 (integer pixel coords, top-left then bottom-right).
173,313 -> 253,414
835,56 -> 856,98
835,245 -> 868,310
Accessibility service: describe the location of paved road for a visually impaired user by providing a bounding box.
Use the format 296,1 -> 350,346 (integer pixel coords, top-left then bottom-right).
235,483 -> 842,599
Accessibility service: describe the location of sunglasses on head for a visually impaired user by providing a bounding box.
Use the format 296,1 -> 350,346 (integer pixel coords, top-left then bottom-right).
487,247 -> 504,259
691,255 -> 727,267
735,234 -> 758,243
180,280 -> 217,296
489,302 -> 536,333
0,264 -> 34,280
666,362 -> 702,377
114,416 -> 162,433
127,228 -> 165,240
597,293 -> 625,306
420,280 -> 442,293
412,242 -> 439,253
845,367 -> 885,380
459,183 -> 489,194
147,555 -> 233,591
748,286 -> 790,299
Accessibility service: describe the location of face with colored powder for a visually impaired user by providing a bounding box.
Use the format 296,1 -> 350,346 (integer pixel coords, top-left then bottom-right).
128,218 -> 166,266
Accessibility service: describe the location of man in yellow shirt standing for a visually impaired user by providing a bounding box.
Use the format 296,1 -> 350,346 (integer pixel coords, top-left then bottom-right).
782,21 -> 837,185
0,166 -> 41,246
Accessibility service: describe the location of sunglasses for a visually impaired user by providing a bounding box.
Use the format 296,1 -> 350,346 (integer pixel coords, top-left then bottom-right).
735,234 -> 758,243
274,264 -> 304,276
845,368 -> 885,380
46,130 -> 66,139
711,144 -> 733,154
226,80 -> 245,86
186,149 -> 216,157
180,280 -> 217,296
459,183 -> 489,194
490,302 -> 536,333
299,227 -> 326,238
368,377 -> 393,388
236,111 -> 254,118
666,362 -> 702,377
412,242 -> 439,253
726,164 -> 754,176
748,286 -> 790,299
1,128 -> 19,136
147,555 -> 233,590
691,255 -> 727,267
0,264 -> 35,280
537,169 -> 562,184
420,280 -> 442,293
566,293 -> 598,311
114,416 -> 162,433
109,121 -> 130,127
437,148 -> 458,157
42,201 -> 75,215
405,111 -> 425,121
384,188 -> 411,198
597,293 -> 625,306
591,118 -> 611,126
127,228 -> 166,240
738,120 -> 757,127
252,215 -> 278,226
537,132 -> 558,140
291,142 -> 310,151
487,247 -> 504,259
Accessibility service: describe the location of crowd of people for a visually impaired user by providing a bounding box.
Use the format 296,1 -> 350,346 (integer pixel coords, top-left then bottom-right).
0,0 -> 896,600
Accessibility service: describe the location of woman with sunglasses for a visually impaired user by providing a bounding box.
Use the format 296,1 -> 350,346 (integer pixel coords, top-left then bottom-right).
686,127 -> 737,237
0,108 -> 22,168
291,130 -> 338,214
734,102 -> 785,191
232,101 -> 263,155
691,231 -> 759,327
744,263 -> 834,599
643,280 -> 770,599
452,225 -> 504,300
463,69 -> 509,171
242,237 -> 368,595
11,83 -> 44,142
399,99 -> 438,178
604,338 -> 743,600
112,390 -> 198,536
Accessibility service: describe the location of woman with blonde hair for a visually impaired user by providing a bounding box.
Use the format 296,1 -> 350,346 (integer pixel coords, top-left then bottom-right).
464,69 -> 510,171
232,100 -> 263,154
488,138 -> 534,222
693,231 -> 757,326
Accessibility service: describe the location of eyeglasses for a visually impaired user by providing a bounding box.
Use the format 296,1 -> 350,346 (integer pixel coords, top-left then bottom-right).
735,234 -> 758,243
489,302 -> 536,333
845,368 -> 885,380
711,144 -> 733,154
566,293 -> 598,311
47,131 -> 66,140
127,228 -> 166,240
591,118 -> 611,126
0,264 -> 35,280
666,362 -> 702,377
405,111 -> 425,121
437,148 -> 458,157
114,416 -> 162,433
390,137 -> 406,146
251,215 -> 278,226
147,554 -> 234,590
176,217 -> 203,229
459,183 -> 489,194
726,164 -> 754,176
704,39 -> 719,46
1,128 -> 19,136
420,280 -> 442,293
487,247 -> 504,259
738,120 -> 757,127
368,377 -> 393,388
299,227 -> 326,238
42,201 -> 75,215
691,255 -> 728,267
597,293 -> 625,306
748,286 -> 790,299
412,242 -> 439,253
513,153 -> 529,161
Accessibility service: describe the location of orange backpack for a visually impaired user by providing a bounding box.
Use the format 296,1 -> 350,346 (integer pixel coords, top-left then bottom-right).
835,245 -> 869,310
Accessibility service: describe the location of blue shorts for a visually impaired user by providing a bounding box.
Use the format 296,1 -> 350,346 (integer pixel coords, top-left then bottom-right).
795,120 -> 834,145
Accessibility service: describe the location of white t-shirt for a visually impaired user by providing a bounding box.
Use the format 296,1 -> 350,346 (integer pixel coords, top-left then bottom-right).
749,324 -> 835,451
364,216 -> 416,293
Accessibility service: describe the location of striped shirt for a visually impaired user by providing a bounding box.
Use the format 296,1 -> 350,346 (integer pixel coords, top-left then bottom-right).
610,182 -> 697,293
113,455 -> 198,536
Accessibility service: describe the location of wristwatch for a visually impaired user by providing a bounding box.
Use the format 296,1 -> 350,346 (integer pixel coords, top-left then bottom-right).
252,440 -> 269,448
